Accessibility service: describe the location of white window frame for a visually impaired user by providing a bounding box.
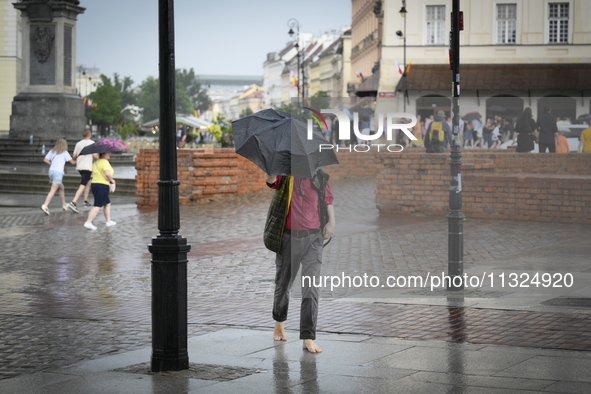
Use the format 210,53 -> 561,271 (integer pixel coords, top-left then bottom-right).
544,0 -> 573,44
495,3 -> 518,44
423,3 -> 447,46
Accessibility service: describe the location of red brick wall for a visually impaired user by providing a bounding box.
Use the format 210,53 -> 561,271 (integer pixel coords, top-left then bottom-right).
136,148 -> 591,224
135,148 -> 381,206
375,152 -> 591,224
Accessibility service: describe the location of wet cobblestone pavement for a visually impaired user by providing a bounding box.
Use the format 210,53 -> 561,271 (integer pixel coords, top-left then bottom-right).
1,179 -> 590,381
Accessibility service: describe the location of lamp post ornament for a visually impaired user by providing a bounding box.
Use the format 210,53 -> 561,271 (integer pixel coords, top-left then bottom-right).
288,18 -> 304,108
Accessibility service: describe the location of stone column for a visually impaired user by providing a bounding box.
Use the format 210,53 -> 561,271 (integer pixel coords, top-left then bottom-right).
10,0 -> 86,140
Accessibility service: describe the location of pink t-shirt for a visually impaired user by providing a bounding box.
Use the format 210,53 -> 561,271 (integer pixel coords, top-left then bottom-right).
268,176 -> 333,231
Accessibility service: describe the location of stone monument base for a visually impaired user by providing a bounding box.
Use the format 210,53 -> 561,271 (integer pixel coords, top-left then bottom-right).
10,93 -> 86,140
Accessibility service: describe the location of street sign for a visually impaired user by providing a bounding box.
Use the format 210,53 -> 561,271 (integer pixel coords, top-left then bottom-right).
378,92 -> 396,98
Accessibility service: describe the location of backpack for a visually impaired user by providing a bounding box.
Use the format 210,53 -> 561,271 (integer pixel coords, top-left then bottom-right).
429,121 -> 445,143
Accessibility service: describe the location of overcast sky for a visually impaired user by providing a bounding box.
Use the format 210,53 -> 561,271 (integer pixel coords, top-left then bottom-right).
76,0 -> 351,87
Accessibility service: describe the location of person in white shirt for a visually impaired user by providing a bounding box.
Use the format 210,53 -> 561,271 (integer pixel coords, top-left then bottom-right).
490,126 -> 502,149
68,129 -> 97,212
41,139 -> 76,215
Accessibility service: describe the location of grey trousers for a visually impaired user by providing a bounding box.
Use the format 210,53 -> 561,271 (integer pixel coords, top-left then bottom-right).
272,231 -> 323,340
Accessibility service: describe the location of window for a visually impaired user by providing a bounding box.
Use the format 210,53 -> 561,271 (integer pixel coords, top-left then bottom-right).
426,5 -> 445,45
496,4 -> 516,44
548,3 -> 569,43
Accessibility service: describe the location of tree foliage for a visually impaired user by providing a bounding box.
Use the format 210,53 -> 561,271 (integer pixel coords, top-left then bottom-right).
135,72 -> 197,122
176,68 -> 212,113
309,91 -> 331,112
239,107 -> 253,118
209,113 -> 234,147
87,77 -> 122,127
275,102 -> 293,113
136,76 -> 159,122
112,73 -> 136,108
175,80 -> 194,115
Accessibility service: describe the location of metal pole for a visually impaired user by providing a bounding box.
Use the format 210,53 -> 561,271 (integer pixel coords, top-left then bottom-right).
301,35 -> 306,105
297,42 -> 302,109
447,0 -> 464,290
402,2 -> 407,112
288,19 -> 301,111
149,0 -> 191,372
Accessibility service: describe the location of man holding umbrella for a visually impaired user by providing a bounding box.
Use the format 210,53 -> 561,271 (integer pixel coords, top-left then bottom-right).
264,171 -> 335,353
233,109 -> 338,353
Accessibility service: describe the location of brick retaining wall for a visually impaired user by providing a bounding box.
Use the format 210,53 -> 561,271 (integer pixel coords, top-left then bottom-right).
135,148 -> 591,224
135,148 -> 381,206
375,152 -> 591,224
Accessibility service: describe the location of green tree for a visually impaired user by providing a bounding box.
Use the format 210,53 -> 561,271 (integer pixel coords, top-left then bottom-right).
87,77 -> 122,129
239,107 -> 253,118
309,91 -> 331,112
112,73 -> 136,108
176,68 -> 212,113
136,76 -> 159,122
275,102 -> 292,113
175,80 -> 194,115
135,74 -> 195,122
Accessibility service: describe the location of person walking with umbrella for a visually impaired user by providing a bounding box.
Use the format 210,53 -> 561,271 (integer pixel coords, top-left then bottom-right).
78,140 -> 127,230
264,171 -> 335,353
233,109 -> 338,353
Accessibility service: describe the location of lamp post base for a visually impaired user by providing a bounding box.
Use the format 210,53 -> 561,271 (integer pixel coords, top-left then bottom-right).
149,235 -> 191,372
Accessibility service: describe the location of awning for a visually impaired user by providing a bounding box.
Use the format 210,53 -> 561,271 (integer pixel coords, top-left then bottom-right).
395,64 -> 591,91
355,72 -> 380,97
140,114 -> 213,132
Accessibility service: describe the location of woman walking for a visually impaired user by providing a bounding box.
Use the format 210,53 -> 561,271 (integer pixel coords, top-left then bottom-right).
84,152 -> 116,230
515,107 -> 538,153
41,139 -> 76,215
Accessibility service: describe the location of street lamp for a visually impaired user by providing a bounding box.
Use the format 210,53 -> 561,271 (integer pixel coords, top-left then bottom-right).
287,18 -> 305,108
399,0 -> 407,112
149,0 -> 191,372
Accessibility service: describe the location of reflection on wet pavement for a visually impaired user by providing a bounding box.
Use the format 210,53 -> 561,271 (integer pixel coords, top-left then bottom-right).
1,178 -> 591,380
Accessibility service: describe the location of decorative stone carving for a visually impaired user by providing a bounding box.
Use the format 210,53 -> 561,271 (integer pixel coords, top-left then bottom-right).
31,25 -> 55,64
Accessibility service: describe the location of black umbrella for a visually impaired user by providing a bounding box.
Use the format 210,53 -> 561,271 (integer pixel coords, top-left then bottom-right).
79,139 -> 128,155
489,105 -> 506,113
232,109 -> 339,178
462,112 -> 481,122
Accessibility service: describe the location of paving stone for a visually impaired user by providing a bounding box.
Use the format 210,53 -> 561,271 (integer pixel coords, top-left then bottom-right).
0,179 -> 590,382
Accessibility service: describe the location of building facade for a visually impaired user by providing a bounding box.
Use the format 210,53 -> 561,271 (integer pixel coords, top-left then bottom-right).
265,31 -> 343,107
263,42 -> 299,108
0,0 -> 21,133
212,84 -> 263,121
75,64 -> 101,97
376,0 -> 591,119
350,0 -> 383,95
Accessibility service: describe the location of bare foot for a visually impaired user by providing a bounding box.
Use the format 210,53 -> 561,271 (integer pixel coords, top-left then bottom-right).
273,321 -> 287,341
303,339 -> 322,353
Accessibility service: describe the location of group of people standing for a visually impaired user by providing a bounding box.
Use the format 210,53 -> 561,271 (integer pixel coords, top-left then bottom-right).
515,106 -> 571,153
40,129 -> 117,229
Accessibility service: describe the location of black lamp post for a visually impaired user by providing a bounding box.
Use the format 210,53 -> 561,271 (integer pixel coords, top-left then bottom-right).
288,18 -> 304,108
149,0 -> 191,372
447,0 -> 464,290
398,0 -> 407,112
